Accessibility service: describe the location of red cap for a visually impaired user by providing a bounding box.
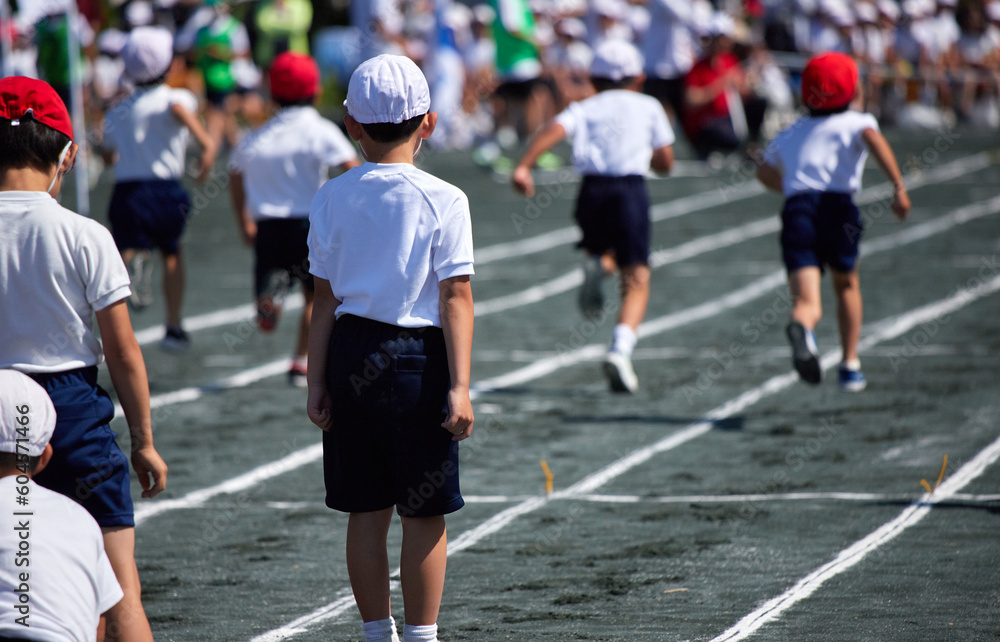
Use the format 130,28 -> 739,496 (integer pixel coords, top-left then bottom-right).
801,52 -> 858,111
0,76 -> 74,141
269,52 -> 320,102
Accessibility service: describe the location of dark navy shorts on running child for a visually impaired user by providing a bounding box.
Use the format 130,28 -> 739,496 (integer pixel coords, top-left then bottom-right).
29,367 -> 135,528
574,174 -> 650,267
109,179 -> 191,255
254,218 -> 314,296
780,191 -> 863,274
322,314 -> 464,518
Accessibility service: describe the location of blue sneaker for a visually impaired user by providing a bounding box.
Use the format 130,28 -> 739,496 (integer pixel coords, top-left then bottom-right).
786,322 -> 821,384
839,366 -> 867,392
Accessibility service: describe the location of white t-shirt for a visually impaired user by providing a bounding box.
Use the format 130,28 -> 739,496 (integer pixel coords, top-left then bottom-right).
554,89 -> 675,177
642,0 -> 695,79
308,163 -> 475,328
0,192 -> 131,373
0,478 -> 123,641
764,111 -> 880,197
102,85 -> 200,182
228,107 -> 357,220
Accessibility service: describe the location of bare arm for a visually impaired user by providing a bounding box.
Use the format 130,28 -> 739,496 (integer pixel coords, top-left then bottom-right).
511,121 -> 567,197
169,102 -> 217,182
862,127 -> 910,220
306,278 -> 340,431
651,145 -> 674,174
95,301 -> 167,498
756,162 -> 784,192
439,275 -> 474,441
228,171 -> 256,246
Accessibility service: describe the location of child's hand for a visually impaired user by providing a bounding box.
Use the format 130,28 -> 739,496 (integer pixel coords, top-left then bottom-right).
131,446 -> 168,499
307,386 -> 333,431
892,187 -> 911,221
197,146 -> 217,183
442,387 -> 474,441
511,165 -> 535,198
240,218 -> 257,246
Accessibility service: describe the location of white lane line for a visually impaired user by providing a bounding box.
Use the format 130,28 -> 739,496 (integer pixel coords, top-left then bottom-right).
711,428 -> 1000,642
252,272 -> 1000,641
134,193 -> 1000,526
473,152 -> 994,317
133,294 -> 305,347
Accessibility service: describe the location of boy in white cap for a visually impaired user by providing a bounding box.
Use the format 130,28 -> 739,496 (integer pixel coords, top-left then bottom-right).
0,370 -> 124,641
512,39 -> 675,394
0,76 -> 167,642
101,26 -> 216,350
306,54 -> 475,642
229,51 -> 359,386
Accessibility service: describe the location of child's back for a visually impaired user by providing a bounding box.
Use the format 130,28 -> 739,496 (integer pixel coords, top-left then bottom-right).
104,84 -> 198,181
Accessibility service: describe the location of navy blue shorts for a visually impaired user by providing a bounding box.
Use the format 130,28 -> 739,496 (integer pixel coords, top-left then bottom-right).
28,367 -> 134,528
323,314 -> 463,518
574,174 -> 650,267
109,179 -> 191,255
254,218 -> 314,296
781,191 -> 864,274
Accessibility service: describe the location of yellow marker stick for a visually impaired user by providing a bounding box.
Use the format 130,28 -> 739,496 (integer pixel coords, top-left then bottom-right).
540,460 -> 554,495
919,455 -> 949,494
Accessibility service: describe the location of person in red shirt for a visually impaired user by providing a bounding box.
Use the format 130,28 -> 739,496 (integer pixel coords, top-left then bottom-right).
683,12 -> 767,159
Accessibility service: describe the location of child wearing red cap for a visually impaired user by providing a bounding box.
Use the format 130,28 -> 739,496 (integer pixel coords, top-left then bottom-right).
228,52 -> 359,386
0,76 -> 167,641
757,52 -> 911,391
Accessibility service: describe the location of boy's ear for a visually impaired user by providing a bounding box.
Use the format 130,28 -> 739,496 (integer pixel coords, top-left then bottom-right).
34,443 -> 54,476
344,114 -> 364,142
420,112 -> 438,140
63,144 -> 79,173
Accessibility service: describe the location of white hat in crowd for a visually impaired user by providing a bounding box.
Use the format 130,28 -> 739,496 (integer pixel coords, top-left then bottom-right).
345,54 -> 431,124
122,26 -> 174,83
705,11 -> 736,37
589,39 -> 643,81
0,370 -> 56,458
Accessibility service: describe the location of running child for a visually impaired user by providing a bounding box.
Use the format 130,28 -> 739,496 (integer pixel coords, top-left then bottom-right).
102,26 -> 216,350
306,54 -> 475,642
756,51 -> 910,391
512,39 -> 675,394
0,76 -> 168,642
229,51 -> 359,386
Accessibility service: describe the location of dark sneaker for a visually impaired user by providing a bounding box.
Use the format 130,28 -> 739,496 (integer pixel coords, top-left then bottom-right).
838,366 -> 867,392
288,361 -> 307,388
257,271 -> 290,332
127,252 -> 154,310
161,326 -> 191,352
786,321 -> 821,384
603,350 -> 639,394
578,256 -> 605,317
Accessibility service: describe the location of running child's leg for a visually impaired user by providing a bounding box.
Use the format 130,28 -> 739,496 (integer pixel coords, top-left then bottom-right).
347,508 -> 394,622
788,266 -> 823,329
399,515 -> 447,628
162,250 -> 185,329
102,526 -> 154,642
832,269 -> 862,362
617,264 -> 650,332
295,288 -> 314,361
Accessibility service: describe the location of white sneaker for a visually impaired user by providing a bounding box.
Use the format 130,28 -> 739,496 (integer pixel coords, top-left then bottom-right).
578,256 -> 605,317
603,350 -> 639,394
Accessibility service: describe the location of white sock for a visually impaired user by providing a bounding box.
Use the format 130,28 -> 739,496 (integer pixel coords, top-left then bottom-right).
610,324 -> 637,356
401,623 -> 438,642
362,617 -> 399,642
841,358 -> 861,371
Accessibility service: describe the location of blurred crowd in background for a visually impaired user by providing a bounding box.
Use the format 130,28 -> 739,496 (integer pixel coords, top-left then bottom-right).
3,0 -> 1000,169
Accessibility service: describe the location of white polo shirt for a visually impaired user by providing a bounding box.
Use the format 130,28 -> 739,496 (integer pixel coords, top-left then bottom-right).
229,107 -> 358,220
102,84 -> 200,182
308,163 -> 474,328
0,192 -> 131,373
554,89 -> 675,177
0,478 -> 123,641
764,111 -> 880,197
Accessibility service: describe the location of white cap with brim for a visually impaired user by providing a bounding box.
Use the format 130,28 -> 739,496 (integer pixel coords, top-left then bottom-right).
345,54 -> 431,124
589,39 -> 643,81
705,12 -> 736,37
122,26 -> 174,83
0,370 -> 56,458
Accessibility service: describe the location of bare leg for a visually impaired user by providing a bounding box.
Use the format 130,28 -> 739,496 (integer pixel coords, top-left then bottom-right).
102,526 -> 154,642
162,251 -> 185,329
788,266 -> 823,329
295,288 -> 314,359
618,264 -> 651,330
400,515 -> 447,627
346,508 -> 394,622
832,269 -> 862,362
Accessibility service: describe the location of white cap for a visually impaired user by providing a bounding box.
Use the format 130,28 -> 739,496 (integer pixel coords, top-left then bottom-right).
876,0 -> 901,20
345,54 -> 431,124
988,1 -> 1000,21
125,0 -> 154,28
0,370 -> 56,458
555,17 -> 587,40
593,0 -> 625,19
122,26 -> 174,83
705,11 -> 735,37
855,3 -> 878,23
589,38 -> 643,81
472,3 -> 495,25
97,28 -> 128,56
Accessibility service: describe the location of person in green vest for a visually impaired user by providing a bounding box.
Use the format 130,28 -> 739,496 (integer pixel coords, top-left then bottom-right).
253,0 -> 313,68
192,0 -> 251,149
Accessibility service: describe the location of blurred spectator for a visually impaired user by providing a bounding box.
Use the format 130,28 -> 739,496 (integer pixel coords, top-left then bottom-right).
641,0 -> 698,125
191,0 -> 252,148
254,0 -> 313,68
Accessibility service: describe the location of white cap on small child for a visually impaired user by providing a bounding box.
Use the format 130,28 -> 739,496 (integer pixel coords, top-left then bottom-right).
122,26 -> 174,84
344,54 -> 431,124
0,370 -> 56,457
589,39 -> 643,81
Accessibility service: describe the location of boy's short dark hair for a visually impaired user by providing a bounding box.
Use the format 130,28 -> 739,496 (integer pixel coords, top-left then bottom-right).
0,452 -> 42,475
133,72 -> 169,90
0,115 -> 72,173
590,76 -> 637,93
275,95 -> 316,109
807,103 -> 851,117
360,113 -> 426,143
